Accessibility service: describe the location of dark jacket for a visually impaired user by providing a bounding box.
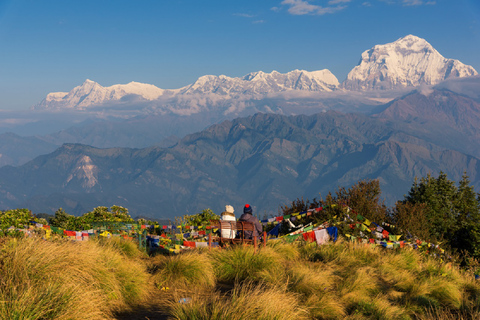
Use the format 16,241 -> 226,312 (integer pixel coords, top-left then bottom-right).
239,213 -> 263,239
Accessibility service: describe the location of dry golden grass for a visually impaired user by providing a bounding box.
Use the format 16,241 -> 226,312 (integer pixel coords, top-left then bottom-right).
306,293 -> 347,319
149,250 -> 216,290
0,237 -> 149,319
287,261 -> 339,296
168,283 -> 309,320
267,239 -> 301,261
209,245 -> 286,285
3,235 -> 480,319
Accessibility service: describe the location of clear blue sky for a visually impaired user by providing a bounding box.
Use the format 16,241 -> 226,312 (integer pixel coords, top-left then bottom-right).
0,0 -> 479,110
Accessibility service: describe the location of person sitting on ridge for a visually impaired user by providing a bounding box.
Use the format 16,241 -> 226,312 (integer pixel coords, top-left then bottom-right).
238,204 -> 263,239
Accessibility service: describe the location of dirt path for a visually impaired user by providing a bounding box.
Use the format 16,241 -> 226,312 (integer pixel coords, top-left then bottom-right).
113,288 -> 171,320
112,281 -> 235,319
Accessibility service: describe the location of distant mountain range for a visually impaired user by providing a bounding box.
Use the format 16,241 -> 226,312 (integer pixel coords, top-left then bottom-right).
1,87 -> 480,219
0,34 -> 479,219
33,35 -> 477,113
0,34 -> 471,169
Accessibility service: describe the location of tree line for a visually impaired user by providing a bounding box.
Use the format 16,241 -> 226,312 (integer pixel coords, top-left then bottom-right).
1,172 -> 479,265
280,171 -> 480,264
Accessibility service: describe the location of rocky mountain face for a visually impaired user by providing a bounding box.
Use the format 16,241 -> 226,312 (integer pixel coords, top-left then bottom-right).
1,95 -> 480,218
372,88 -> 480,158
342,35 -> 478,90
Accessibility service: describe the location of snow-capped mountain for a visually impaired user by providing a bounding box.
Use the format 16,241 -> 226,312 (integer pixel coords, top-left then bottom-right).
33,70 -> 339,110
33,35 -> 478,111
342,35 -> 478,90
179,69 -> 339,95
34,80 -> 166,110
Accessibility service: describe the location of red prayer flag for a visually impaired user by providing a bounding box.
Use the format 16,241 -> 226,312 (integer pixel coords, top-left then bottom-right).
183,241 -> 196,248
382,229 -> 389,239
302,231 -> 315,242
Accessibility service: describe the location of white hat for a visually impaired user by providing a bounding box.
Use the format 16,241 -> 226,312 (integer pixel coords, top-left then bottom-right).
225,205 -> 234,214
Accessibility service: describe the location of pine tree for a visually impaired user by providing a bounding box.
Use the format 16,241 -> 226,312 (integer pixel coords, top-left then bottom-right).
452,173 -> 480,258
405,172 -> 457,242
404,172 -> 480,258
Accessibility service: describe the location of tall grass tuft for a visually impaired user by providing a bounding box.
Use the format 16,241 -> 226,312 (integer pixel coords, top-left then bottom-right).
287,262 -> 339,296
306,293 -> 346,319
210,246 -> 285,285
0,237 -> 149,319
267,240 -> 301,261
149,251 -> 215,290
169,283 -> 309,320
340,266 -> 382,309
96,235 -> 147,259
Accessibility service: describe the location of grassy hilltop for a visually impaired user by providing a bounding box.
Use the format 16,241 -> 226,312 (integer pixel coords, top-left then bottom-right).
2,174 -> 480,319
1,236 -> 480,320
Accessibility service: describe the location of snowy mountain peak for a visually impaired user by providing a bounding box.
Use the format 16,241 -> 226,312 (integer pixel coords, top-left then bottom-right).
33,80 -> 165,110
391,34 -> 433,51
180,69 -> 339,95
343,35 -> 478,90
33,35 -> 478,111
